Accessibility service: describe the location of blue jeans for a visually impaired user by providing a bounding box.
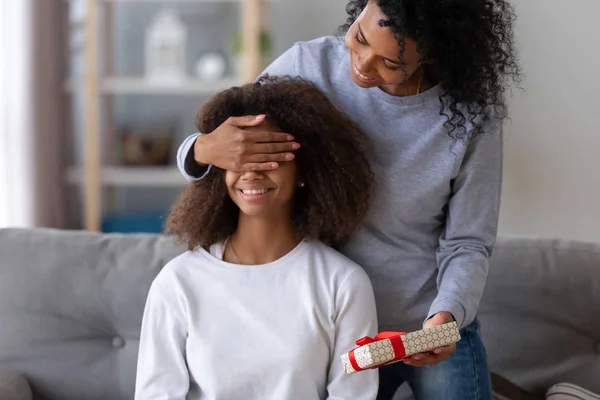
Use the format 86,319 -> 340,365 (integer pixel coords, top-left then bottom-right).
376,319 -> 492,400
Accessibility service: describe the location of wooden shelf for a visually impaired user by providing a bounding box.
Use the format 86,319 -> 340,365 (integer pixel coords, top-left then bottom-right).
66,166 -> 187,187
65,76 -> 240,95
65,0 -> 248,3
100,0 -> 245,3
72,0 -> 264,230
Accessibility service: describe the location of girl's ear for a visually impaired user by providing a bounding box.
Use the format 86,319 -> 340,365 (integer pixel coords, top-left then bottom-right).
296,169 -> 305,188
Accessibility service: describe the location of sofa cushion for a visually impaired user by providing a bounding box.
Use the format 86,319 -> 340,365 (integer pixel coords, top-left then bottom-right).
0,369 -> 32,400
479,236 -> 600,394
0,228 -> 185,400
545,383 -> 600,399
490,372 -> 545,400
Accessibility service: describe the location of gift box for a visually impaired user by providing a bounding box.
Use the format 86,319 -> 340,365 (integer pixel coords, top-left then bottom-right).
341,321 -> 461,374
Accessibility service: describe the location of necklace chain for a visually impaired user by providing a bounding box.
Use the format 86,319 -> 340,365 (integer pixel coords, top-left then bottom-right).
225,238 -> 242,263
406,66 -> 424,96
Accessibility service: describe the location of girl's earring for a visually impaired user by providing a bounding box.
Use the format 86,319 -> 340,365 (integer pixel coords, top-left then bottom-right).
298,182 -> 305,187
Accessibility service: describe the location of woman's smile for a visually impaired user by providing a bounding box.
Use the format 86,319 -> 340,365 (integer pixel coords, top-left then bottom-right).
353,63 -> 375,82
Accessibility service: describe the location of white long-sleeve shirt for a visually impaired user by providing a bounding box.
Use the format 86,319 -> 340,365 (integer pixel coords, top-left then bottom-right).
135,239 -> 379,400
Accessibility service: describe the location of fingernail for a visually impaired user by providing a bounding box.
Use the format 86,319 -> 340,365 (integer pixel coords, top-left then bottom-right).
256,114 -> 266,120
292,143 -> 301,150
287,135 -> 295,141
270,163 -> 278,169
434,349 -> 442,354
413,356 -> 421,360
285,154 -> 294,160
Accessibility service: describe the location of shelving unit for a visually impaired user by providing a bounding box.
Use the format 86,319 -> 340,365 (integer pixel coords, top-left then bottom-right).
66,166 -> 185,186
69,0 -> 266,231
96,0 -> 256,3
65,76 -> 241,94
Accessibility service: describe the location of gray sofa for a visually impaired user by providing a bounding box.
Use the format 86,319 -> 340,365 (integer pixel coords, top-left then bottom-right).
0,228 -> 598,400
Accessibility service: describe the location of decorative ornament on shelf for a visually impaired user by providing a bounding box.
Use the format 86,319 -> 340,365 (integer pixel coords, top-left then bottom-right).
194,50 -> 228,81
145,8 -> 187,83
121,127 -> 174,166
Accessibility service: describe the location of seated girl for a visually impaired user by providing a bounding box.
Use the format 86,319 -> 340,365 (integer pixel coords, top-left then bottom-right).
135,76 -> 378,400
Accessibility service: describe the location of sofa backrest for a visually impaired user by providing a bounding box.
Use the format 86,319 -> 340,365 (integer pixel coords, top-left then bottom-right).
1,228 -> 599,399
0,228 -> 184,400
479,235 -> 600,394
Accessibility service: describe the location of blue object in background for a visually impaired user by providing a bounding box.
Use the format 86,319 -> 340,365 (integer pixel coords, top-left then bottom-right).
102,211 -> 167,234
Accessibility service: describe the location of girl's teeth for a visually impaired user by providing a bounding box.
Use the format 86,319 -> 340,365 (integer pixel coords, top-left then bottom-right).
242,189 -> 268,195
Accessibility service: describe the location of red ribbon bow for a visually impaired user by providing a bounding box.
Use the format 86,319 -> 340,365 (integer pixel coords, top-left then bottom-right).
348,331 -> 407,372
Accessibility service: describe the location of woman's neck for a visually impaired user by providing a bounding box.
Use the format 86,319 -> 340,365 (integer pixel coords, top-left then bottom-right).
380,64 -> 437,97
224,214 -> 301,265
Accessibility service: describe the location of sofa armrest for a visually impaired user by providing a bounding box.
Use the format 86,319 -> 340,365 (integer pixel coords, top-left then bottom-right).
0,369 -> 33,400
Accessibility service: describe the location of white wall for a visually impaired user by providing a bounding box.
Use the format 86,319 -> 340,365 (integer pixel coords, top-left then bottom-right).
498,0 -> 600,242
270,0 -> 348,54
272,0 -> 600,242
273,0 -> 600,242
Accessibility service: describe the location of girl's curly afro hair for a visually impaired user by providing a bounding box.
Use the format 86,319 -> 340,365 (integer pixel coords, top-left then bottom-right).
166,75 -> 375,251
343,0 -> 522,140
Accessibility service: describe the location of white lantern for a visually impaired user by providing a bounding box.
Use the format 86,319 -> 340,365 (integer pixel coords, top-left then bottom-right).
194,51 -> 228,81
145,8 -> 187,83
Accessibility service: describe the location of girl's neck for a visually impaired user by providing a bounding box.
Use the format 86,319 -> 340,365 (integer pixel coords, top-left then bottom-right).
224,214 -> 301,265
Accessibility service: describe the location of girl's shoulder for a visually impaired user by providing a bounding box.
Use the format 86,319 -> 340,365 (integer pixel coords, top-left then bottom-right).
151,248 -> 216,289
302,239 -> 353,263
302,240 -> 372,287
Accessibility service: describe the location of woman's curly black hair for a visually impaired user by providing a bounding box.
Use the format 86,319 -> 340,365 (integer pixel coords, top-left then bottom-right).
342,0 -> 522,140
166,75 -> 375,251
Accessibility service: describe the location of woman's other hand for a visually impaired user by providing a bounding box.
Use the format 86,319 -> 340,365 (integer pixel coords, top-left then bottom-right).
194,114 -> 301,172
403,311 -> 457,367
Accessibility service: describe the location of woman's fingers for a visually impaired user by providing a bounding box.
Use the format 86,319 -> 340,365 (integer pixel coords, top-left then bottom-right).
240,133 -> 301,165
227,114 -> 268,128
236,162 -> 280,172
403,354 -> 441,367
219,119 -> 300,171
247,152 -> 296,163
403,344 -> 455,367
250,141 -> 300,155
242,130 -> 296,144
235,151 -> 296,172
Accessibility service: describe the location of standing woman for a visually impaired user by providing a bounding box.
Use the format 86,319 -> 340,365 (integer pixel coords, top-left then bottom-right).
176,1 -> 521,399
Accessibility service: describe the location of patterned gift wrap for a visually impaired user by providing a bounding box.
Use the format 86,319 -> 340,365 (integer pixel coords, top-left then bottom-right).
341,321 -> 461,374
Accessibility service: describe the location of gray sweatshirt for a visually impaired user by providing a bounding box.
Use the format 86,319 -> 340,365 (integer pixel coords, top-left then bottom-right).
176,36 -> 503,332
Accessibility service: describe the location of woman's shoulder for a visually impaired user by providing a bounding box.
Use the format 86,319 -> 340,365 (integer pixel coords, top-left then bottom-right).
293,36 -> 347,70
292,36 -> 346,56
264,36 -> 347,82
